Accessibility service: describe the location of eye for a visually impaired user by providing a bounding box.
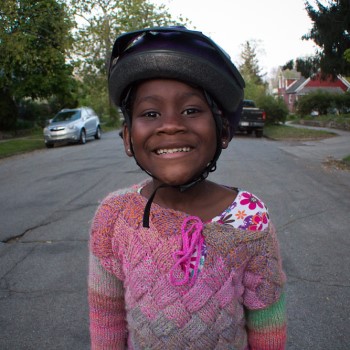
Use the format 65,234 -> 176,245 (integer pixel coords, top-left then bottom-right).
140,110 -> 160,118
182,108 -> 200,116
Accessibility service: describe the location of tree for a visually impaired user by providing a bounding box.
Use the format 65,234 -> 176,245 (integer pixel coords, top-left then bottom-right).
257,95 -> 289,124
238,40 -> 267,101
282,56 -> 321,78
344,49 -> 350,63
0,0 -> 76,129
70,0 -> 188,120
239,40 -> 265,84
300,0 -> 350,77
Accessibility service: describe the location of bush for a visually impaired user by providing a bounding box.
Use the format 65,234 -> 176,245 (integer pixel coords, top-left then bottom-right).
18,100 -> 53,127
297,91 -> 350,116
0,91 -> 18,131
256,95 -> 289,125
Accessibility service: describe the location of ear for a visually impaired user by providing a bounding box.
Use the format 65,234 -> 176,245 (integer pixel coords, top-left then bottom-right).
122,124 -> 134,157
220,118 -> 230,149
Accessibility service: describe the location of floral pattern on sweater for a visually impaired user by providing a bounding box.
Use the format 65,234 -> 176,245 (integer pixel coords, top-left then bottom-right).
88,182 -> 287,350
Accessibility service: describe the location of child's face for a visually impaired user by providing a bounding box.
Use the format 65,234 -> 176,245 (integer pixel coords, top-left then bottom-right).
123,79 -> 221,186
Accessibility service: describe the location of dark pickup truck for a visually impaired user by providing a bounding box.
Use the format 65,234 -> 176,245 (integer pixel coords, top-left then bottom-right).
237,99 -> 266,137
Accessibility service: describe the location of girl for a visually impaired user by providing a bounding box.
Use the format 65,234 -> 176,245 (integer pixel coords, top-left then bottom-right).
88,27 -> 286,349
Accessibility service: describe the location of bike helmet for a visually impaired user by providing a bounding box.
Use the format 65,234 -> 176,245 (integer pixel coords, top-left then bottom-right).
109,26 -> 244,137
108,26 -> 245,227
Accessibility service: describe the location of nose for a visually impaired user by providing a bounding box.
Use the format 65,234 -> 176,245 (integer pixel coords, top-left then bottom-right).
156,110 -> 186,134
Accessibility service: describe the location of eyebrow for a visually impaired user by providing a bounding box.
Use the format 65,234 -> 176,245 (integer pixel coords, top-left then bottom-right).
135,91 -> 206,105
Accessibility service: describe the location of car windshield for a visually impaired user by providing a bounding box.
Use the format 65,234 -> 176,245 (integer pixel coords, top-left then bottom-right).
52,110 -> 81,122
243,100 -> 256,108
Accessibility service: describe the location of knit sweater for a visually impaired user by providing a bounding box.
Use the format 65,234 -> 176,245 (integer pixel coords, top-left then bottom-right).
88,183 -> 287,350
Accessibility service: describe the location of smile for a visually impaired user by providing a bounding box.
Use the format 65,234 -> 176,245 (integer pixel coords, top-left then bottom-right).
156,147 -> 191,155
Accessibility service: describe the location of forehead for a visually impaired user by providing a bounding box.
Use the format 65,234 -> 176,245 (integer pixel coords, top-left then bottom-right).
133,79 -> 206,102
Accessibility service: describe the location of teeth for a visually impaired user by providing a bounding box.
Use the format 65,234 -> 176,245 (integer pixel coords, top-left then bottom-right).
156,147 -> 190,155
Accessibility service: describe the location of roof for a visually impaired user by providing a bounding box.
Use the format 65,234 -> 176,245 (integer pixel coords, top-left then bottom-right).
286,77 -> 307,93
285,74 -> 350,95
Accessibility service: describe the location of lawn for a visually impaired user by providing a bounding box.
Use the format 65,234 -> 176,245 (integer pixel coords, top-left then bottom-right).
0,137 -> 46,159
263,124 -> 336,140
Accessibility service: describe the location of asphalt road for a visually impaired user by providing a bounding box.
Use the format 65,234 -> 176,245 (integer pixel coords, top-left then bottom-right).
0,128 -> 349,349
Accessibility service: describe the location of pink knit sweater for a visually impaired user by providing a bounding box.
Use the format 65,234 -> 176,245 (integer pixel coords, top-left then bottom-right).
88,184 -> 287,349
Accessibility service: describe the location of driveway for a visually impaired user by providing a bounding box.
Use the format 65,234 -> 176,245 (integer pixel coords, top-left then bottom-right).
280,123 -> 350,161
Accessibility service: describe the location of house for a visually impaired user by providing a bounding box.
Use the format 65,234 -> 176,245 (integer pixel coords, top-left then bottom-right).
276,67 -> 350,113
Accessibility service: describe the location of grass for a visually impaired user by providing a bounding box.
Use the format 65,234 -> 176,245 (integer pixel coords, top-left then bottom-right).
297,114 -> 350,124
0,125 -> 119,159
263,124 -> 336,140
0,134 -> 46,159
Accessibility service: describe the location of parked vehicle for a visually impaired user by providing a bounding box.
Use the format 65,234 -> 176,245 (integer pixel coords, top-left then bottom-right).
43,107 -> 101,148
237,100 -> 266,137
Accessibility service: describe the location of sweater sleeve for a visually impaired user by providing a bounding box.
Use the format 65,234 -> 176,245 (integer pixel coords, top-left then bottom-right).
245,292 -> 287,349
88,195 -> 128,349
243,223 -> 287,349
89,253 -> 127,350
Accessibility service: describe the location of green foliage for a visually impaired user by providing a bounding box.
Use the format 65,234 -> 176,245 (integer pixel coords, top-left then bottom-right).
239,40 -> 266,85
77,73 -> 113,119
300,0 -> 350,77
238,40 -> 267,102
0,91 -> 18,130
243,81 -> 266,103
0,0 -> 75,98
0,0 -> 76,129
256,95 -> 289,125
296,91 -> 350,116
264,124 -> 335,140
296,57 -> 321,78
0,138 -> 45,159
297,91 -> 332,115
282,60 -> 294,71
283,56 -> 321,79
344,49 -> 350,63
18,99 -> 54,127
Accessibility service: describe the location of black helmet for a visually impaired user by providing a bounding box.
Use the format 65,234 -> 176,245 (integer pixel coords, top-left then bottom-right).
108,26 -> 245,137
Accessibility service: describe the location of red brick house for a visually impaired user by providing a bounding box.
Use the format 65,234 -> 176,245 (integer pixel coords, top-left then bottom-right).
276,68 -> 350,113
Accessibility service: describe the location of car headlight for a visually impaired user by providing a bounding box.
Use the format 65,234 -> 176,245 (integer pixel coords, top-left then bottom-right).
67,124 -> 77,130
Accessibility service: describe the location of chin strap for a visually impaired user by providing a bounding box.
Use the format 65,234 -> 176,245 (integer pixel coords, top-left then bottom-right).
142,174 -> 208,228
142,183 -> 168,227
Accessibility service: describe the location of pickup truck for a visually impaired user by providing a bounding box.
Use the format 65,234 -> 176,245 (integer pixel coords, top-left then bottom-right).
237,99 -> 266,137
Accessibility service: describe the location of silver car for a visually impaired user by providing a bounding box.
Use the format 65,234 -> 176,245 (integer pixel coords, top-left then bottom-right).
43,107 -> 101,148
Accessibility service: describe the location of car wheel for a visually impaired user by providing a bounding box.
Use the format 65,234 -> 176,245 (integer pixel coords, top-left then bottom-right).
45,142 -> 54,148
79,129 -> 86,144
255,130 -> 263,138
94,126 -> 101,139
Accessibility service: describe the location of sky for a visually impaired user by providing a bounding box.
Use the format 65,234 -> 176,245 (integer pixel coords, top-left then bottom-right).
154,0 -> 318,77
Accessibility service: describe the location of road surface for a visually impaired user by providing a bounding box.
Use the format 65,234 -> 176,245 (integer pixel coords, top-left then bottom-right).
0,128 -> 349,349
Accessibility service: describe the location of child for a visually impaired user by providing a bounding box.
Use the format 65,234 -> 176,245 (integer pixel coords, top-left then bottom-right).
88,27 -> 286,350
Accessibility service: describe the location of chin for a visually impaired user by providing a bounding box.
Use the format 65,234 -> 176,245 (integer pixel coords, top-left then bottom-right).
155,170 -> 202,188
